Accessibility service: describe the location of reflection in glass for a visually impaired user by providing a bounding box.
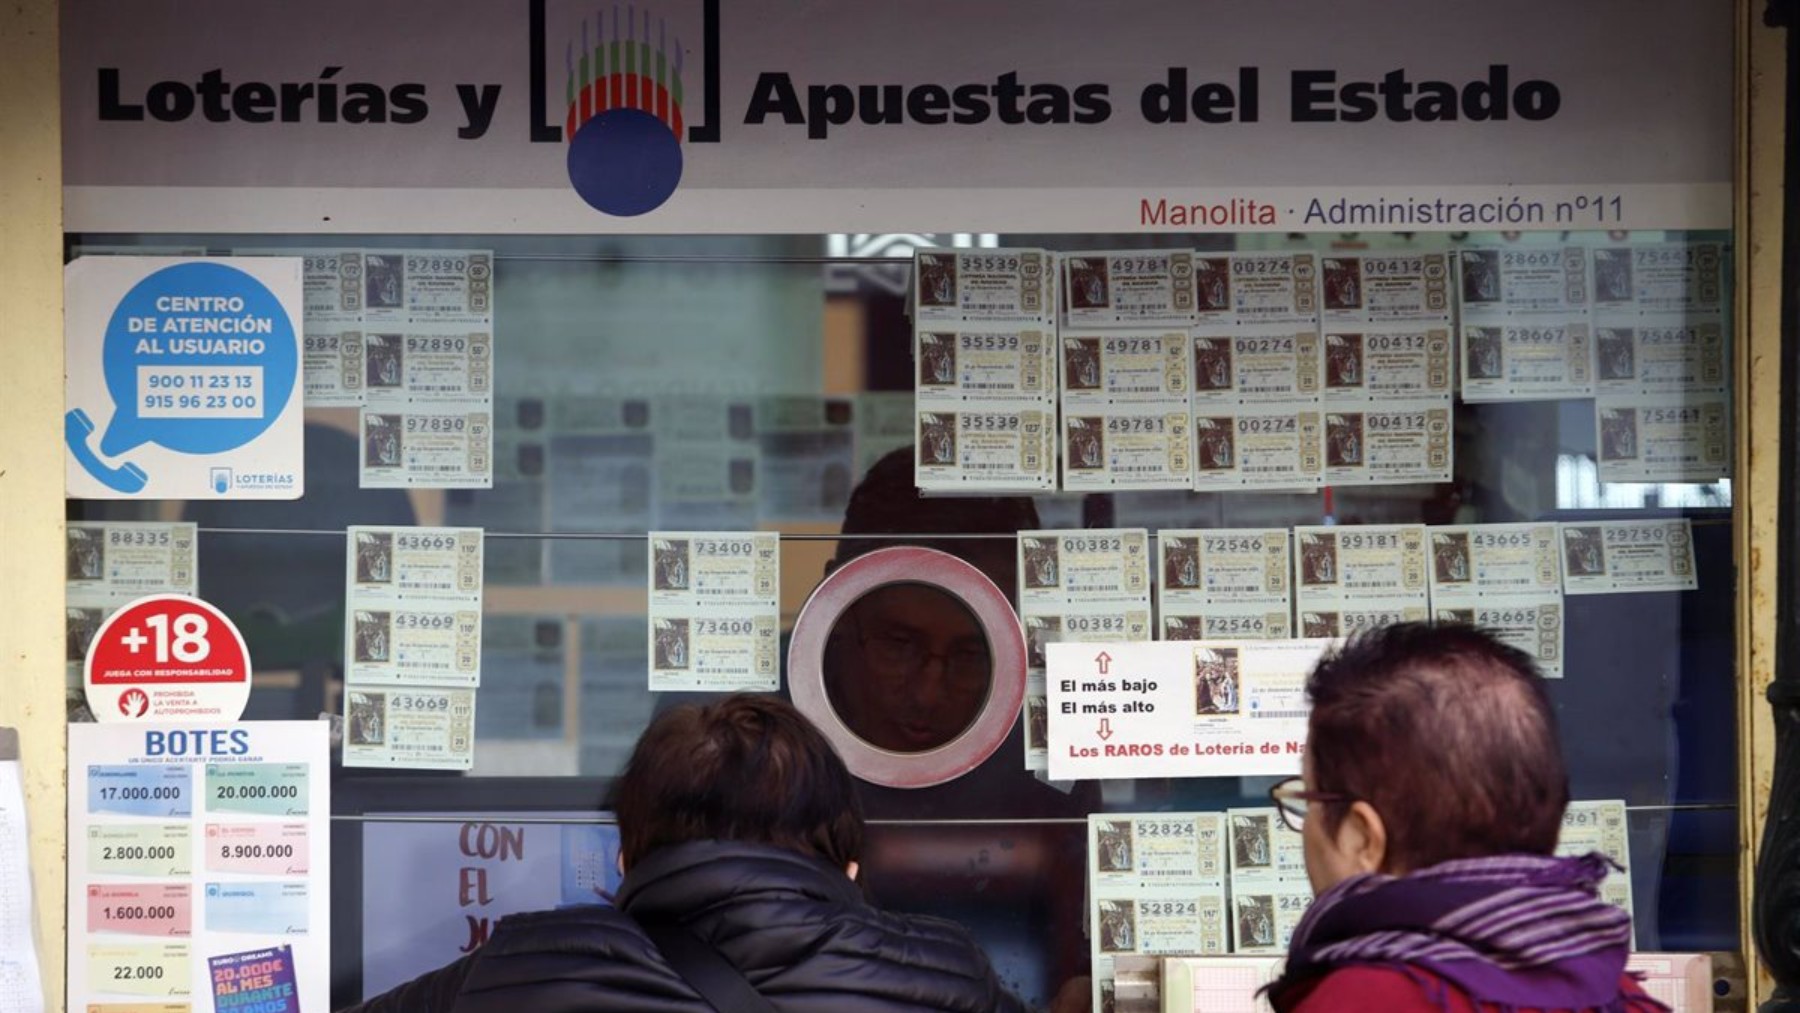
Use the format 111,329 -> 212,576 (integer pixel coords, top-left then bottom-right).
824,582 -> 991,753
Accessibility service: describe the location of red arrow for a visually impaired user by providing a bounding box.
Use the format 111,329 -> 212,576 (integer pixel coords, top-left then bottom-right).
1097,718 -> 1114,741
1095,651 -> 1112,674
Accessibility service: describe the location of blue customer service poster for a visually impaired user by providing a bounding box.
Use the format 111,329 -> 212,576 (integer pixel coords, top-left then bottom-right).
65,257 -> 304,499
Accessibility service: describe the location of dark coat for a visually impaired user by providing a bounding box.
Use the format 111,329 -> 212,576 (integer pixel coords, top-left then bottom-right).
341,840 -> 1028,1013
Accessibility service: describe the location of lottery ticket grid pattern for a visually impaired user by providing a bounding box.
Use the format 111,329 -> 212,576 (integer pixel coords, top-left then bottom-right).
1019,529 -> 1152,770
1087,813 -> 1229,1012
1060,329 -> 1194,491
342,526 -> 483,770
1157,529 -> 1292,643
65,522 -> 199,693
644,532 -> 781,693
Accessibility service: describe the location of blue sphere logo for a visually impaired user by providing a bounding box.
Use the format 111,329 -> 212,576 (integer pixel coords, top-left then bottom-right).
567,107 -> 684,217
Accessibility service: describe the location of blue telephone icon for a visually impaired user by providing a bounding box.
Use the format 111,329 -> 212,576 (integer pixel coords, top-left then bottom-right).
65,409 -> 149,494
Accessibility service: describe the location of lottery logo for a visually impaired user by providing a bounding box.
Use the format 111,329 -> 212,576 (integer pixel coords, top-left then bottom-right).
562,5 -> 693,216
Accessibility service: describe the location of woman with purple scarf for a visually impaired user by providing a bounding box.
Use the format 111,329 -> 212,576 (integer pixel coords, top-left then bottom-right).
1265,624 -> 1663,1013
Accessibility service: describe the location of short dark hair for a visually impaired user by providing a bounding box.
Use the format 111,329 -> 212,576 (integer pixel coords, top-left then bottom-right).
833,446 -> 1039,583
1305,622 -> 1568,872
611,695 -> 864,868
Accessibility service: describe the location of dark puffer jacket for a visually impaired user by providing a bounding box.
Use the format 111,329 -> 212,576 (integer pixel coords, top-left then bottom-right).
342,840 -> 1028,1013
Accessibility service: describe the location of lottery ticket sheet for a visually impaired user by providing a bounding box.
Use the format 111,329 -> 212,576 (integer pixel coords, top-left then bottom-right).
1088,812 -> 1229,1011
1190,330 -> 1322,408
1433,598 -> 1565,679
1557,800 -> 1635,941
1224,807 -> 1313,954
1192,253 -> 1320,327
1426,523 -> 1563,604
65,521 -> 198,679
1559,520 -> 1699,595
1059,321 -> 1193,493
245,249 -> 366,407
1318,253 -> 1452,326
1595,395 -> 1730,484
1593,321 -> 1728,398
1158,529 -> 1292,642
341,686 -> 477,770
645,532 -> 780,692
1190,404 -> 1324,493
1320,400 -> 1453,486
1063,251 -> 1199,326
1321,326 -> 1453,404
1458,245 -> 1594,402
1293,525 -> 1429,635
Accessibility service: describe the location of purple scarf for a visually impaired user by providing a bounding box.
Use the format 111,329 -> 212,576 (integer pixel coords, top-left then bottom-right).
1268,853 -> 1665,1013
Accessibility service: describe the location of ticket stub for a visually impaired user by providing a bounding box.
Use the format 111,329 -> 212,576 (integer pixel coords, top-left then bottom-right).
1594,322 -> 1729,397
87,942 -> 191,998
1197,253 -> 1319,325
1320,253 -> 1452,324
1294,525 -> 1428,609
915,327 -> 1054,403
1191,330 -> 1322,406
65,523 -> 197,602
1225,808 -> 1307,886
1457,247 -> 1588,318
360,410 -> 493,489
1061,331 -> 1191,406
1023,605 -> 1154,676
1231,884 -> 1313,955
1433,597 -> 1565,678
203,881 -> 309,935
1018,529 -> 1151,608
1322,402 -> 1452,486
1095,890 -> 1229,957
915,406 -> 1055,492
88,824 -> 192,879
1461,322 -> 1594,401
204,823 -> 310,876
295,249 -> 364,321
1427,524 -> 1563,604
1089,812 -> 1227,888
1558,800 -> 1634,930
1596,396 -> 1730,483
86,884 -> 192,938
1158,528 -> 1289,609
1560,520 -> 1698,595
361,329 -> 493,406
205,764 -> 310,818
302,329 -> 365,406
914,248 -> 1053,324
1297,603 -> 1428,639
348,527 -> 483,600
647,533 -> 779,609
88,766 -> 192,819
1062,409 -> 1192,491
1064,251 -> 1197,325
362,249 -> 493,325
1322,327 -> 1452,403
1190,406 -> 1324,492
1162,607 -> 1292,642
346,606 -> 481,687
342,687 -> 476,770
1591,242 -> 1726,317
649,611 -> 780,692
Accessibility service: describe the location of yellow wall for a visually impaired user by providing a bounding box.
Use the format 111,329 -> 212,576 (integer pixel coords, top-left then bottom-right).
0,1 -> 66,1010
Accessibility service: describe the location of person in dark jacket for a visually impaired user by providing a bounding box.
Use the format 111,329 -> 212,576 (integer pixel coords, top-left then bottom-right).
341,695 -> 1027,1013
1264,624 -> 1662,1013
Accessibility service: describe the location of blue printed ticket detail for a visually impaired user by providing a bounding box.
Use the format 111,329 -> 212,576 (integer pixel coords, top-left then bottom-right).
88,765 -> 192,818
203,882 -> 310,935
205,764 -> 310,817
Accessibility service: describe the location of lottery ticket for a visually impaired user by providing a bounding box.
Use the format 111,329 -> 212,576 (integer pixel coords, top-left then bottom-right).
360,328 -> 493,406
1060,331 -> 1191,407
1158,529 -> 1290,641
1557,800 -> 1634,932
1195,252 -> 1320,325
341,686 -> 476,770
1319,252 -> 1452,325
345,526 -> 484,689
647,533 -> 780,693
1297,603 -> 1430,639
1293,525 -> 1428,611
914,406 -> 1056,492
1590,242 -> 1727,317
88,824 -> 192,879
1456,246 -> 1589,320
205,764 -> 310,817
345,605 -> 481,687
1426,523 -> 1563,604
647,610 -> 781,692
1090,886 -> 1229,1013
1595,395 -> 1730,483
361,249 -> 493,326
359,409 -> 493,489
1023,673 -> 1052,771
86,883 -> 192,938
1594,321 -> 1729,397
1190,405 -> 1324,492
1088,811 -> 1231,1013
238,248 -> 366,406
914,248 -> 1055,325
1230,884 -> 1314,955
1560,520 -> 1698,595
302,329 -> 366,407
1062,409 -> 1193,491
1089,812 -> 1228,889
1018,529 -> 1151,608
1063,250 -> 1198,326
1433,597 -> 1565,678
1321,327 -> 1452,403
1190,329 -> 1323,406
346,526 -> 483,601
1322,401 -> 1452,486
1461,321 -> 1595,401
65,523 -> 197,603
86,942 -> 192,998
1225,808 -> 1307,887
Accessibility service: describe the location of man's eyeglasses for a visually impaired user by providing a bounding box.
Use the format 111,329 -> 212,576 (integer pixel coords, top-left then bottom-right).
857,627 -> 991,691
1268,775 -> 1351,833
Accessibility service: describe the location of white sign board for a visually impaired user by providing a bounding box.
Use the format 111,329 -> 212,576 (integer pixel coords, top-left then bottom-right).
1045,639 -> 1329,781
65,257 -> 304,499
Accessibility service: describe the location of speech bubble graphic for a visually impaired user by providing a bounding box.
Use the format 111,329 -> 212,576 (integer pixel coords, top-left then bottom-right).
98,262 -> 297,457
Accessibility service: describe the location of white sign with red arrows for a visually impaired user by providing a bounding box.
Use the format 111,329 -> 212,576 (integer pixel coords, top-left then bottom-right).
1045,638 -> 1332,781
